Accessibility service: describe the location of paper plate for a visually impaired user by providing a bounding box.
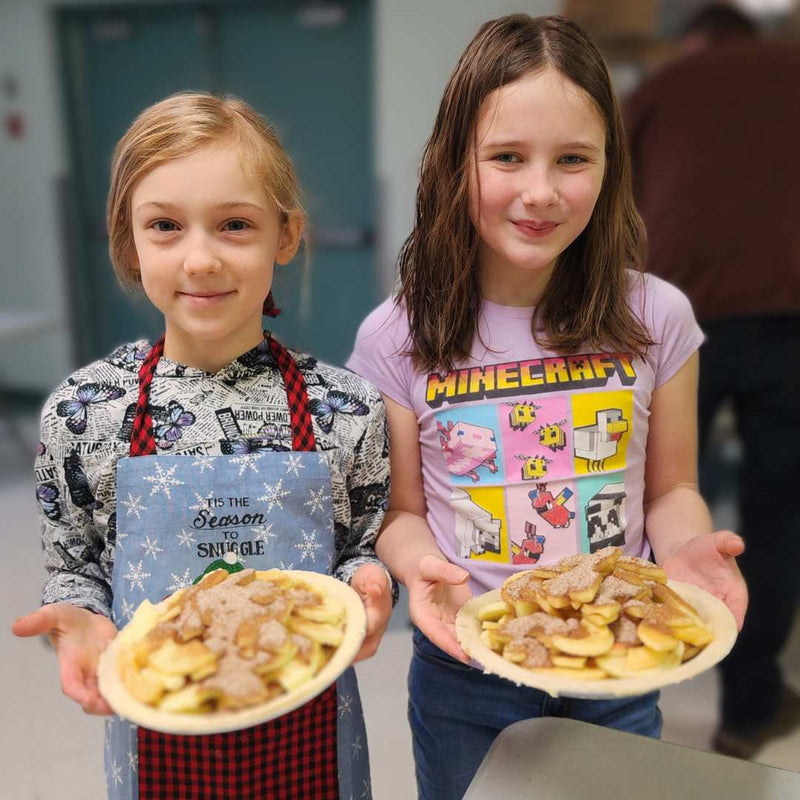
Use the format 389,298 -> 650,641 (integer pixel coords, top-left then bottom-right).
98,570 -> 367,734
455,580 -> 737,699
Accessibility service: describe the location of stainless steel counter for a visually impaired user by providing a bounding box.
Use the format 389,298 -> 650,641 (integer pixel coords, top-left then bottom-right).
464,717 -> 800,799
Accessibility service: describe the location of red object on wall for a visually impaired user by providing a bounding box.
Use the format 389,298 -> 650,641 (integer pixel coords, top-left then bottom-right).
5,112 -> 24,139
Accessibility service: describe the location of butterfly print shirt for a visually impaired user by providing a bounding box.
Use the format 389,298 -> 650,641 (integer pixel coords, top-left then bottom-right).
35,338 -> 392,617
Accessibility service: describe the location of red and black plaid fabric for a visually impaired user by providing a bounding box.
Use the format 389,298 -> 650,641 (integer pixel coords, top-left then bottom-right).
262,290 -> 281,318
131,336 -> 338,800
130,336 -> 165,457
138,685 -> 339,800
266,334 -> 317,452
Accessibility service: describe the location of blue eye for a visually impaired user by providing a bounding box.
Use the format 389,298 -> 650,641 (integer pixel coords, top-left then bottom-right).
153,220 -> 178,232
494,153 -> 520,164
559,154 -> 587,166
224,219 -> 250,232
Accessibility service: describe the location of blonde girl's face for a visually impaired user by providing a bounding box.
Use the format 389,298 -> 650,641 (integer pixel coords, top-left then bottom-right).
130,142 -> 300,368
470,68 -> 607,302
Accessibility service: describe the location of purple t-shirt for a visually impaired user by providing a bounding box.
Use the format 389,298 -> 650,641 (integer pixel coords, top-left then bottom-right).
347,272 -> 703,596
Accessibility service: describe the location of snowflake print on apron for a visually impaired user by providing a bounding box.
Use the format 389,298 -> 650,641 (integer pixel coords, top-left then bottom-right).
105,335 -> 371,800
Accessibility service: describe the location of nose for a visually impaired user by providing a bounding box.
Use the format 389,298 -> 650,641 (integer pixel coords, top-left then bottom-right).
182,231 -> 222,275
520,164 -> 558,208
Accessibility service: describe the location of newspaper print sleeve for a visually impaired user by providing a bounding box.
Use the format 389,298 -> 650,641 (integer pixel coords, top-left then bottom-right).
330,390 -> 397,603
36,399 -> 115,618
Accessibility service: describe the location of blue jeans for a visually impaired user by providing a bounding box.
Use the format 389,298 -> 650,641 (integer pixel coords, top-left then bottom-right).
408,627 -> 662,800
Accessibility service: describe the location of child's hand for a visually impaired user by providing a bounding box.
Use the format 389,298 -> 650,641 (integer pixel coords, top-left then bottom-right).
351,564 -> 393,662
12,603 -> 117,714
661,530 -> 748,630
406,554 -> 472,662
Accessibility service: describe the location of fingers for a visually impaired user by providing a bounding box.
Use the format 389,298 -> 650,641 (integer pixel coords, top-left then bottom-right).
83,695 -> 114,716
418,555 -> 469,586
353,605 -> 388,663
352,564 -> 389,594
715,530 -> 745,558
410,606 -> 469,662
82,675 -> 113,716
56,649 -> 113,714
12,603 -> 97,640
727,587 -> 748,631
360,579 -> 390,605
12,605 -> 58,638
708,532 -> 747,630
58,655 -> 92,706
353,632 -> 381,663
352,566 -> 391,611
721,574 -> 748,631
362,592 -> 387,628
422,620 -> 469,663
15,605 -> 112,714
352,566 -> 392,663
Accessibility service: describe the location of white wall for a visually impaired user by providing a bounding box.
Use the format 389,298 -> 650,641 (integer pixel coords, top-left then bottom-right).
0,0 -> 557,391
0,0 -> 71,392
0,0 -> 200,392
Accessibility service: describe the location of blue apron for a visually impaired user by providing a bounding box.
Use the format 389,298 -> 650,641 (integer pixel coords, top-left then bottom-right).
104,335 -> 370,799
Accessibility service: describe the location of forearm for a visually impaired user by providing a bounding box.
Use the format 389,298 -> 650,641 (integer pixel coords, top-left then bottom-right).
644,484 -> 714,564
375,509 -> 448,587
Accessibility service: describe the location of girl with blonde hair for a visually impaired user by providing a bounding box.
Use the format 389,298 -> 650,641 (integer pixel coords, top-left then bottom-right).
15,91 -> 392,800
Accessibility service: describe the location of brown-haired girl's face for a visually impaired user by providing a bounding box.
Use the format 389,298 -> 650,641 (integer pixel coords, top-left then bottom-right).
130,143 -> 300,363
470,67 -> 606,301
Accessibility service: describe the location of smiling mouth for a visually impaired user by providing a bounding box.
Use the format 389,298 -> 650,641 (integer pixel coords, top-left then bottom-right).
515,220 -> 558,230
179,291 -> 234,298
513,220 -> 559,237
177,291 -> 236,306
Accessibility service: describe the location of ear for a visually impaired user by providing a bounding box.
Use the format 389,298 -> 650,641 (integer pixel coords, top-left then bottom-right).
127,245 -> 143,285
275,211 -> 304,266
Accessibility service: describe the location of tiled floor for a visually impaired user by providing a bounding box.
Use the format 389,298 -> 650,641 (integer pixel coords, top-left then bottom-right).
3,420 -> 799,799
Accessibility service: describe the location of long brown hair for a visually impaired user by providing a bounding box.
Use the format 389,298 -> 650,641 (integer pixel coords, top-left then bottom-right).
397,14 -> 653,372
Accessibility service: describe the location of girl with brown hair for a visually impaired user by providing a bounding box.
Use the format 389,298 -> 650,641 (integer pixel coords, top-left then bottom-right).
348,14 -> 746,799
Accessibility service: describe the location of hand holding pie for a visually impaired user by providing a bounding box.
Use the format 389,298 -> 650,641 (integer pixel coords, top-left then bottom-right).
98,569 -> 366,733
456,548 -> 738,698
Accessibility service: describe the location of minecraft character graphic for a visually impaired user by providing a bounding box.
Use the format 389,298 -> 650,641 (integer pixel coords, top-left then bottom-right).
515,453 -> 551,480
511,521 -> 546,564
586,483 -> 627,552
574,408 -> 629,471
438,420 -> 498,482
507,401 -> 541,431
528,483 -> 575,529
537,419 -> 568,452
449,488 -> 502,558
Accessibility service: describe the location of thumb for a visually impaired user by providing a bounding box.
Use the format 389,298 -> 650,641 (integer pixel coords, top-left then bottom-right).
12,605 -> 58,638
418,555 -> 469,586
360,580 -> 387,606
352,565 -> 388,601
715,531 -> 745,558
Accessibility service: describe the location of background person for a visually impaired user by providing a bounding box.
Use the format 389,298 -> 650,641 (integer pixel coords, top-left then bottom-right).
625,2 -> 800,758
